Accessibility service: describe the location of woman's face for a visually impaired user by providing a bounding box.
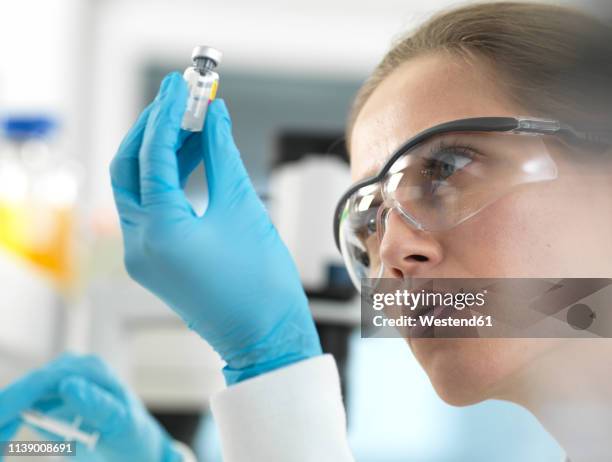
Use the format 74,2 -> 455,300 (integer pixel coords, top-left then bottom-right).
349,52 -> 612,405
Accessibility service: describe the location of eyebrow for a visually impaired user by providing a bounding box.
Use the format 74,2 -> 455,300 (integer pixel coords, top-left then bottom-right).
352,129 -> 491,182
351,129 -> 421,182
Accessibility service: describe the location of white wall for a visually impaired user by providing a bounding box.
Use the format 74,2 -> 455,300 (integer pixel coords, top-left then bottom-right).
0,0 -> 93,161
87,0 -> 446,209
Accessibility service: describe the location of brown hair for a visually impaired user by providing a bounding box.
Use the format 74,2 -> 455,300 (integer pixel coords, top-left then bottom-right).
347,1 -> 612,150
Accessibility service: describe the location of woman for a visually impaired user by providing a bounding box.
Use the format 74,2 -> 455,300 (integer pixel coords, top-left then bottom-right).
336,4 -> 612,461
2,2 -> 611,461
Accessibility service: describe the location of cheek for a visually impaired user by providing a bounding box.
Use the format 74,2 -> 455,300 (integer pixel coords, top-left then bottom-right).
441,181 -> 600,278
410,338 -> 559,405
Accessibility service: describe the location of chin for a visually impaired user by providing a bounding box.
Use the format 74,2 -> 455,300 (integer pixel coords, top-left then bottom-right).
408,338 -> 534,406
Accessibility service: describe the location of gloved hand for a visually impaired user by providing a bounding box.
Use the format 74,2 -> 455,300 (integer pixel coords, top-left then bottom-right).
0,353 -> 185,462
110,72 -> 322,384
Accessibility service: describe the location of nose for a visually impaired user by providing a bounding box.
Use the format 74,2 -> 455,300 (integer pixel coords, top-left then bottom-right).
379,208 -> 443,279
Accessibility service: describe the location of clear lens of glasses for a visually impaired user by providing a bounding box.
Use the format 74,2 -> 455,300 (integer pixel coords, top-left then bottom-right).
338,131 -> 559,290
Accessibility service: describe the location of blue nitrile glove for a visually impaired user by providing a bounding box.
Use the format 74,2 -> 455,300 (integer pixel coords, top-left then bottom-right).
110,72 -> 322,384
0,354 -> 185,462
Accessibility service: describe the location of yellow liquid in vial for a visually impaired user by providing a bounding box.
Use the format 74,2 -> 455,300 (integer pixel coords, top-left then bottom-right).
0,201 -> 75,287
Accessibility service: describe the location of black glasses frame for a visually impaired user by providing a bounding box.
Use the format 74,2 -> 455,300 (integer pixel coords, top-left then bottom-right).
333,116 -> 611,251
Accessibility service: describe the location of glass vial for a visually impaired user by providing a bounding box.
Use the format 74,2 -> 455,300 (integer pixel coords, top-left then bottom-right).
181,46 -> 222,132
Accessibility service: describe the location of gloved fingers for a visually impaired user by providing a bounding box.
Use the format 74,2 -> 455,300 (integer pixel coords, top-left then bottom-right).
177,131 -> 203,189
44,354 -> 126,398
0,369 -> 68,427
0,353 -> 125,427
110,102 -> 154,204
113,189 -> 146,228
139,72 -> 190,209
200,99 -> 258,213
110,86 -> 195,216
30,397 -> 63,414
58,376 -> 127,435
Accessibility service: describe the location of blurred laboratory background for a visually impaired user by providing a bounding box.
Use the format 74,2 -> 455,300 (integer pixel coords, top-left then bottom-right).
2,0 -> 610,460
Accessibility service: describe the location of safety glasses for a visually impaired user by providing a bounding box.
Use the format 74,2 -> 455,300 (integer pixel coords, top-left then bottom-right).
334,117 -> 611,290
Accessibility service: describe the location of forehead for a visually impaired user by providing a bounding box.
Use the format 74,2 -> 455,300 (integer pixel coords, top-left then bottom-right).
349,52 -> 524,181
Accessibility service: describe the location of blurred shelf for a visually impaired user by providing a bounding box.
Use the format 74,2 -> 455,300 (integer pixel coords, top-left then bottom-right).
310,297 -> 361,325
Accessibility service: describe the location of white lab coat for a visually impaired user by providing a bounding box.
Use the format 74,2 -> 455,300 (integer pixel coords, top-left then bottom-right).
210,354 -> 354,462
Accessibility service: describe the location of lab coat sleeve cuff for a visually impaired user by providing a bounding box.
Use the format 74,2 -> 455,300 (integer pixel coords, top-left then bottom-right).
210,354 -> 354,462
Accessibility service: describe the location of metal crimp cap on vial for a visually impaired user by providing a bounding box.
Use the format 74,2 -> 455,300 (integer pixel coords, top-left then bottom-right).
191,46 -> 223,65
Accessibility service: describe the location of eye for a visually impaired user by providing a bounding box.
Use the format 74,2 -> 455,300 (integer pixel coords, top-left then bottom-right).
351,199 -> 381,240
421,149 -> 474,181
366,215 -> 377,234
420,142 -> 475,183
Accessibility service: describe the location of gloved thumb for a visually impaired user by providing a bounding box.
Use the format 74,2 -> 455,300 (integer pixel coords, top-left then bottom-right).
58,376 -> 127,434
